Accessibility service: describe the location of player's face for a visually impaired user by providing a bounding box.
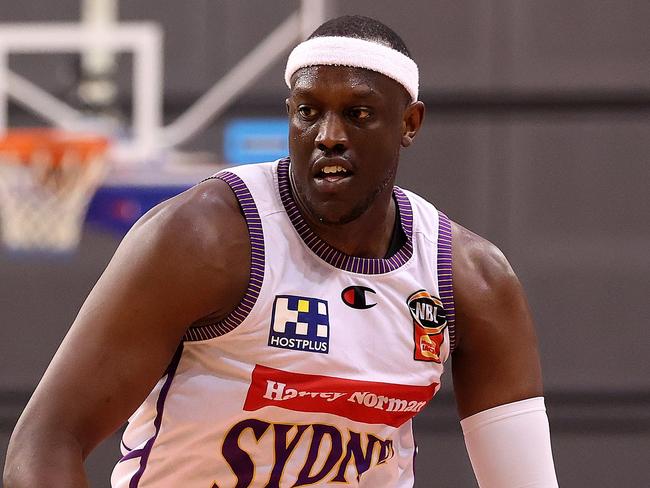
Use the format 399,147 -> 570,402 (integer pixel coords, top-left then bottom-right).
287,65 -> 416,225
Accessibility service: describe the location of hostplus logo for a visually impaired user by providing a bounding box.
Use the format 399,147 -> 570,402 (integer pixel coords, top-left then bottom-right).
268,295 -> 330,354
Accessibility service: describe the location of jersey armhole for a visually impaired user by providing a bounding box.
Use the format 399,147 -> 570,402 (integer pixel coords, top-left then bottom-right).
183,172 -> 265,341
436,211 -> 456,353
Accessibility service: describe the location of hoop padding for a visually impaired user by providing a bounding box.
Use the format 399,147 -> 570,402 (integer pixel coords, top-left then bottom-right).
0,129 -> 109,253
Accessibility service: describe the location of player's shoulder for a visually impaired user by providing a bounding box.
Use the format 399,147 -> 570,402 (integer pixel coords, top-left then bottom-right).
449,220 -> 527,350
450,219 -> 518,300
126,176 -> 248,265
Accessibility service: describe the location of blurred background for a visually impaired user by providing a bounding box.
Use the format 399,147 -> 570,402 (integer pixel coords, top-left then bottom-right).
1,1 -> 648,486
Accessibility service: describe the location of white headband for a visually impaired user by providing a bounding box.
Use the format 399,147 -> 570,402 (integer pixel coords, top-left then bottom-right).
285,36 -> 419,102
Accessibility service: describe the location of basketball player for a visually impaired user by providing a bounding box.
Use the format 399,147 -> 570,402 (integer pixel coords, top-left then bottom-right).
4,16 -> 558,487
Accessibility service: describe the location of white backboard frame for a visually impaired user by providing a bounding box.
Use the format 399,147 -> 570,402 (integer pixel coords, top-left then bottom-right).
0,22 -> 163,162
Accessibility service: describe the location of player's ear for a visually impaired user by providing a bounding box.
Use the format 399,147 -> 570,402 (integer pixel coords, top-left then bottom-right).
285,98 -> 290,115
401,101 -> 425,147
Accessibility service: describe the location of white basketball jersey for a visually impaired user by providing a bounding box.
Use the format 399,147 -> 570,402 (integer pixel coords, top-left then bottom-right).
112,159 -> 456,488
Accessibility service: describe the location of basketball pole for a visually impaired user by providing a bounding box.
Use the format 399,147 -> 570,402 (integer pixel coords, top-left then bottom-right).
0,45 -> 8,135
78,0 -> 119,113
160,0 -> 328,149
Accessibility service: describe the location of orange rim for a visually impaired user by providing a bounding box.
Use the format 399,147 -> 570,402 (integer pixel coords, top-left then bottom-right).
0,128 -> 109,166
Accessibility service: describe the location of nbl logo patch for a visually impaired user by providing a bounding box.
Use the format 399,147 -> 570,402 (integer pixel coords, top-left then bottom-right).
269,295 -> 330,354
407,290 -> 447,363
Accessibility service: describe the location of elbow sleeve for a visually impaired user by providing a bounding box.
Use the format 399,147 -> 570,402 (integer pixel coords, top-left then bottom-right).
461,397 -> 559,488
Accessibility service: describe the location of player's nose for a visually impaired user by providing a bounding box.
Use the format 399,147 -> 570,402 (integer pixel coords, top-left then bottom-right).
315,111 -> 347,153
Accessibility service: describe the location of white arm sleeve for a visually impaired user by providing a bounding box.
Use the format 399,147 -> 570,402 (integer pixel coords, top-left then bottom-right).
461,397 -> 559,488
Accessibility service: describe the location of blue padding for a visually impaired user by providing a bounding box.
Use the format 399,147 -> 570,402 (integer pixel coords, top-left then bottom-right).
87,185 -> 191,235
223,118 -> 288,165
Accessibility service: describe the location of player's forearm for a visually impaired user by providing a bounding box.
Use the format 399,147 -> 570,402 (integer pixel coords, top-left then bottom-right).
3,424 -> 90,487
461,397 -> 559,487
3,464 -> 89,488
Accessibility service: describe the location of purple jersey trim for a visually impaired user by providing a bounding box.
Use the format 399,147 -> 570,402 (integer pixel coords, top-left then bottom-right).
437,211 -> 456,353
411,421 -> 418,486
277,159 -> 414,274
129,344 -> 183,487
183,172 -> 265,341
119,448 -> 144,463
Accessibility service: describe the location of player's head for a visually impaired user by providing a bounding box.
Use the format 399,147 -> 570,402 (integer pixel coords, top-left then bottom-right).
285,15 -> 424,226
308,15 -> 412,65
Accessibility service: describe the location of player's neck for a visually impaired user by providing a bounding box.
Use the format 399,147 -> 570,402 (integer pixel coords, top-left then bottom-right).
300,191 -> 398,259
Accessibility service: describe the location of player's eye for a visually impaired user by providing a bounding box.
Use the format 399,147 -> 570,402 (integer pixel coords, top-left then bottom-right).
348,107 -> 372,121
297,105 -> 317,119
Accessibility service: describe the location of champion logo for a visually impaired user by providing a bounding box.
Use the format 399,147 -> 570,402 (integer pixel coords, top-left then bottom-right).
341,286 -> 377,309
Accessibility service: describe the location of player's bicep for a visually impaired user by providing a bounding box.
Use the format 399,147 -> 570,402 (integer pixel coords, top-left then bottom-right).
21,194 -> 246,454
450,224 -> 543,419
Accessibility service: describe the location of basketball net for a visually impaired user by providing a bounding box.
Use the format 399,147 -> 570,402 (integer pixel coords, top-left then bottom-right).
0,129 -> 109,253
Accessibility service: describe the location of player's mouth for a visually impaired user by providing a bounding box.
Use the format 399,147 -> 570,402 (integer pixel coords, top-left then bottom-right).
312,158 -> 354,189
318,164 -> 351,182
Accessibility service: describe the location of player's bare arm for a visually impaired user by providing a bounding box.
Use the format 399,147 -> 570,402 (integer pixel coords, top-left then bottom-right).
450,221 -> 557,486
450,220 -> 543,418
3,179 -> 250,487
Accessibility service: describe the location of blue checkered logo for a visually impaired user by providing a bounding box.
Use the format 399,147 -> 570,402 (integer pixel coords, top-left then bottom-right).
269,295 -> 329,354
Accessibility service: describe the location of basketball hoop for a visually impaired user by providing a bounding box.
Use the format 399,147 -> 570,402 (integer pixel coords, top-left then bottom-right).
0,128 -> 110,253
